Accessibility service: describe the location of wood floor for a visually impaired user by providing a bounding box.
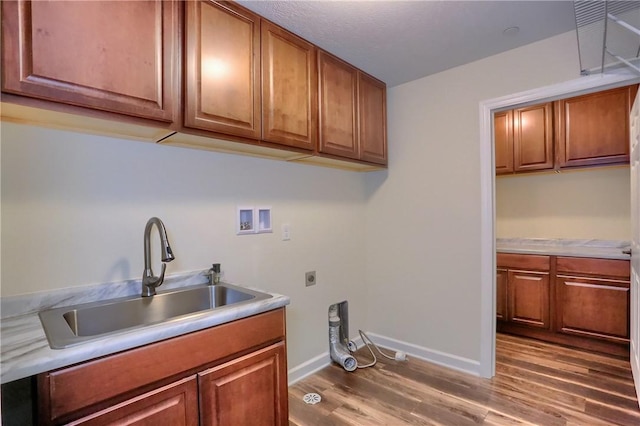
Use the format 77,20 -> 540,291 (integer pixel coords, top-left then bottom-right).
288,333 -> 640,425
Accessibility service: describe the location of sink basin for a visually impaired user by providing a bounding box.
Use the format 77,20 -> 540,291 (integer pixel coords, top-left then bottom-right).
39,283 -> 272,349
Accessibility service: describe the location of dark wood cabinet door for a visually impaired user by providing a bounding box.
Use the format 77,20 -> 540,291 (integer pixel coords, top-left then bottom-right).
513,103 -> 553,172
494,110 -> 514,175
261,21 -> 317,150
199,342 -> 288,426
556,85 -> 638,168
496,268 -> 508,321
508,270 -> 550,329
556,275 -> 630,343
184,0 -> 261,139
1,0 -> 178,122
68,376 -> 198,426
318,51 -> 359,159
359,72 -> 387,165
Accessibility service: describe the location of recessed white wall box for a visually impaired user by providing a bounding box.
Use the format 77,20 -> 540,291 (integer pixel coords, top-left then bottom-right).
257,207 -> 272,233
237,207 -> 255,235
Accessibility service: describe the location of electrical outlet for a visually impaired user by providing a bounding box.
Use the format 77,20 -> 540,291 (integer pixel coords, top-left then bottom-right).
282,223 -> 291,241
305,271 -> 316,287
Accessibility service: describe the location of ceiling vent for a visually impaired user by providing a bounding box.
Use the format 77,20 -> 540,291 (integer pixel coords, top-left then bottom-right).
574,0 -> 640,75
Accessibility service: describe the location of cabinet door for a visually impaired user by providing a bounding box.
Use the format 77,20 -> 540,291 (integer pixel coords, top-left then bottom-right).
318,51 -> 359,159
496,268 -> 508,321
1,0 -> 178,122
184,0 -> 261,139
67,376 -> 198,426
513,103 -> 553,172
359,72 -> 387,165
508,270 -> 550,329
261,21 -> 317,150
494,110 -> 514,175
556,85 -> 638,168
199,342 -> 288,426
557,275 -> 630,343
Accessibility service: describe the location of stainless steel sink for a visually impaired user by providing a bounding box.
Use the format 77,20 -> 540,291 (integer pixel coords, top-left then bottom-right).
39,283 -> 272,349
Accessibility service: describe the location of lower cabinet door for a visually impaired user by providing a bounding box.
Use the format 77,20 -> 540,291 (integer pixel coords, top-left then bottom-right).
67,376 -> 198,426
557,275 -> 630,342
508,270 -> 550,329
199,342 -> 288,426
496,268 -> 508,321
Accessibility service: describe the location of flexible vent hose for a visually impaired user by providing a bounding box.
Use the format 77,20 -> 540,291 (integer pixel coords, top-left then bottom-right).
328,315 -> 357,371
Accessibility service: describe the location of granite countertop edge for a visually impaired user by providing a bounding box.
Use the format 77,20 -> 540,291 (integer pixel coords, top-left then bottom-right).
0,273 -> 290,384
496,238 -> 631,260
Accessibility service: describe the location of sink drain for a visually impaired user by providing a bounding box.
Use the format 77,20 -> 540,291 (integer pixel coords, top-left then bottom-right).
302,392 -> 321,405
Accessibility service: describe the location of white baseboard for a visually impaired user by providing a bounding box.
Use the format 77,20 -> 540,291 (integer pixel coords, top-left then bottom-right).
364,332 -> 481,376
287,332 -> 480,386
287,352 -> 330,386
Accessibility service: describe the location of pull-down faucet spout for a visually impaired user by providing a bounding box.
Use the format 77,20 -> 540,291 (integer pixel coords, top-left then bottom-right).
142,217 -> 175,297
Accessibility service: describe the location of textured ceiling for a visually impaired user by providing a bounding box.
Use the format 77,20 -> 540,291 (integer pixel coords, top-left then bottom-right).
237,1 -> 577,86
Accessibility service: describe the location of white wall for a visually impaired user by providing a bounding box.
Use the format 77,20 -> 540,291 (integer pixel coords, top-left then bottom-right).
496,167 -> 631,239
364,31 -> 582,362
0,123 -> 368,369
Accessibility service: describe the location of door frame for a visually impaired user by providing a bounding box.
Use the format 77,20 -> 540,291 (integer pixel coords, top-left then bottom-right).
478,70 -> 640,378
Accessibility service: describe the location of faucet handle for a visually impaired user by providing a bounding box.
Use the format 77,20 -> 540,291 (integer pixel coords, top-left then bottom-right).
158,262 -> 167,284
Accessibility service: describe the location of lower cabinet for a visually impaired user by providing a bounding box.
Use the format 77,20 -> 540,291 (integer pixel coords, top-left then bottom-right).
67,376 -> 199,426
496,268 -> 508,322
37,308 -> 288,425
497,253 -> 630,355
556,256 -> 630,344
199,343 -> 287,426
507,270 -> 550,329
496,254 -> 550,330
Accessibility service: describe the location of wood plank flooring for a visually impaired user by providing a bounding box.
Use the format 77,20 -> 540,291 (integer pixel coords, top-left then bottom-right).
288,333 -> 640,425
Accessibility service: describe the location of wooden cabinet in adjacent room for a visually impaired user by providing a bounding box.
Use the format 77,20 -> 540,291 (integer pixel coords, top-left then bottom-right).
318,50 -> 387,165
507,270 -> 550,329
184,0 -> 261,139
555,85 -> 638,168
494,103 -> 553,175
1,0 -> 179,122
556,256 -> 630,343
494,110 -> 514,175
496,268 -> 508,321
261,20 -> 317,150
496,253 -> 551,330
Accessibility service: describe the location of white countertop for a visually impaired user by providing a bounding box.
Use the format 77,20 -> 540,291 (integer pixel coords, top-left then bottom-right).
0,271 -> 289,384
496,238 -> 631,260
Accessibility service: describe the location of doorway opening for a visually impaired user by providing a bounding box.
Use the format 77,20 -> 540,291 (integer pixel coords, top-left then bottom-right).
478,70 -> 640,378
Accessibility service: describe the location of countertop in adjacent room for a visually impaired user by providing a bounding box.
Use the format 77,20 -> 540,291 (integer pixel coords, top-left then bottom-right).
496,238 -> 631,260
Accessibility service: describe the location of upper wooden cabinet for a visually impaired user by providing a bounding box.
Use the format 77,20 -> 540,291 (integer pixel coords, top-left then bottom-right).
496,85 -> 639,176
184,0 -> 261,139
1,0 -> 178,122
513,103 -> 553,172
318,51 -> 387,165
494,103 -> 553,175
1,0 -> 387,170
358,72 -> 387,165
555,85 -> 638,168
261,20 -> 317,151
318,52 -> 359,159
494,110 -> 514,174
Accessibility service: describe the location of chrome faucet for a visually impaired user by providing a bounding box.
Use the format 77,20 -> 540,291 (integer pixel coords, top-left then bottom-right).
142,217 -> 175,297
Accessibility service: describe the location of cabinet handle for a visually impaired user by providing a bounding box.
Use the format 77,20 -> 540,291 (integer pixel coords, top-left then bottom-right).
622,249 -> 632,255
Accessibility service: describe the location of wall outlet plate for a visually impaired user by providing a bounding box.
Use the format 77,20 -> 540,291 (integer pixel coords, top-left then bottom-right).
305,271 -> 316,287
